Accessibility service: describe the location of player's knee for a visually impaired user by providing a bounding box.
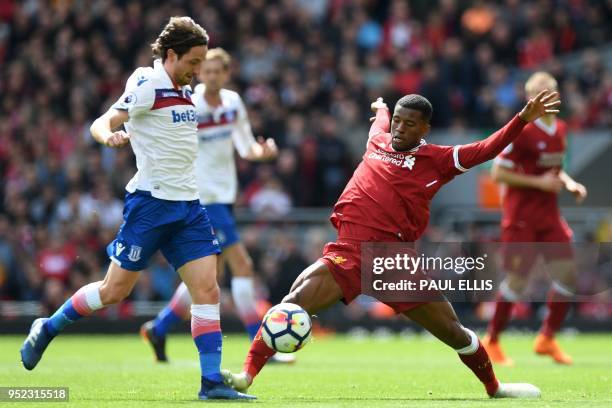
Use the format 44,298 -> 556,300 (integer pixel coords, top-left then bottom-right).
281,290 -> 308,312
445,321 -> 471,349
189,281 -> 220,304
231,254 -> 254,277
281,292 -> 297,305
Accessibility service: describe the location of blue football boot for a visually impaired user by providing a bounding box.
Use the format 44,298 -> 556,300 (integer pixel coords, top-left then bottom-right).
20,318 -> 54,370
198,377 -> 256,401
140,320 -> 168,362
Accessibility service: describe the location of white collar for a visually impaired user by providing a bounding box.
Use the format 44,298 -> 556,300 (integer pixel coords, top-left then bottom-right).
392,138 -> 426,153
153,59 -> 178,89
534,118 -> 557,136
410,139 -> 427,152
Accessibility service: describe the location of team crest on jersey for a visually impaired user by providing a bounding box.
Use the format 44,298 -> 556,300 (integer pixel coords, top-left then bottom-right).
331,256 -> 347,265
127,245 -> 143,262
368,148 -> 416,170
402,156 -> 416,169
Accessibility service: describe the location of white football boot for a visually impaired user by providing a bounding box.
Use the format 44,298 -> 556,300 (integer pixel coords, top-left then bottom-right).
493,382 -> 541,398
221,369 -> 253,393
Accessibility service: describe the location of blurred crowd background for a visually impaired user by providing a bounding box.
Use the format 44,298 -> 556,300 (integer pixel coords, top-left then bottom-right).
0,0 -> 610,323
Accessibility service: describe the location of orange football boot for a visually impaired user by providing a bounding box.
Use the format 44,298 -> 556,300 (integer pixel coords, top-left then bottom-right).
533,334 -> 573,365
482,335 -> 514,366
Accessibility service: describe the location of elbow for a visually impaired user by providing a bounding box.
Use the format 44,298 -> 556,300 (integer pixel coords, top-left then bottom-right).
89,118 -> 106,144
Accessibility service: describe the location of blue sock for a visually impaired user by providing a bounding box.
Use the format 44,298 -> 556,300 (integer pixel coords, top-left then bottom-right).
194,331 -> 223,383
246,322 -> 261,341
153,306 -> 182,337
45,298 -> 84,337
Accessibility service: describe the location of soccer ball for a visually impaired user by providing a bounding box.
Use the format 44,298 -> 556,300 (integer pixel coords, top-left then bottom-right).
261,303 -> 312,353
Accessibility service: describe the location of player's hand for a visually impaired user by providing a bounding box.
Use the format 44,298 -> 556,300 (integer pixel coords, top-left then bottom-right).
370,97 -> 388,122
257,136 -> 278,160
518,90 -> 560,122
566,180 -> 587,204
104,130 -> 130,148
537,170 -> 564,193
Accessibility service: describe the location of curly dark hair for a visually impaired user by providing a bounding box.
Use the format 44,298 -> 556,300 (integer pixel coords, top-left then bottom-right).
151,16 -> 209,62
397,94 -> 433,123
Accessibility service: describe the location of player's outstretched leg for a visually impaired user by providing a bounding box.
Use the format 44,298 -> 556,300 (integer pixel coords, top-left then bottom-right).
483,280 -> 520,366
225,243 -> 295,365
534,280 -> 573,364
225,243 -> 262,341
405,301 -> 541,399
222,261 -> 342,392
21,263 -> 140,370
178,256 -> 255,400
141,282 -> 191,362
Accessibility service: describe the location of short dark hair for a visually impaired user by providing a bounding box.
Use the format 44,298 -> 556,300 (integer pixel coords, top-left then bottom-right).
151,16 -> 209,62
396,94 -> 433,123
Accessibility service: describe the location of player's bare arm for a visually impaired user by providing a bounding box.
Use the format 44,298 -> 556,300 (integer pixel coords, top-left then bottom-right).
90,108 -> 131,148
491,164 -> 564,193
246,136 -> 278,161
559,170 -> 587,203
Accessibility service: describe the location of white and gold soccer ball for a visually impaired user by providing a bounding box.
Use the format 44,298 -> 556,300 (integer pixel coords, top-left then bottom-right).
261,303 -> 312,353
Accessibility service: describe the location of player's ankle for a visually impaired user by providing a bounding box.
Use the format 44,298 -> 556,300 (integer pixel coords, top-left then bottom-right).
485,379 -> 500,397
242,371 -> 253,386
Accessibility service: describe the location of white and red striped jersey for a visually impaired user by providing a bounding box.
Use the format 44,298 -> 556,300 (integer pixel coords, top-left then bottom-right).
192,84 -> 256,204
112,59 -> 199,201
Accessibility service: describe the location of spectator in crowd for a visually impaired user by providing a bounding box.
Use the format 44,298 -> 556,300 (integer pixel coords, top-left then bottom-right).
0,0 -> 610,305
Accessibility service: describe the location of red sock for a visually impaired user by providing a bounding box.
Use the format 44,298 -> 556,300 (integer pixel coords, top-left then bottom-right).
458,340 -> 499,396
541,288 -> 571,337
487,293 -> 513,342
243,326 -> 276,379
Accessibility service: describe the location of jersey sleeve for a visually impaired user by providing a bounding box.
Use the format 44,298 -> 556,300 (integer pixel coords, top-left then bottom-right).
112,68 -> 155,117
368,108 -> 390,140
433,145 -> 466,179
494,139 -> 523,170
435,115 -> 528,178
232,95 -> 257,158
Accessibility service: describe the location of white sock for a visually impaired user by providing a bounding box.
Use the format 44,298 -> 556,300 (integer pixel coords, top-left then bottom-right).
455,327 -> 479,355
231,277 -> 258,322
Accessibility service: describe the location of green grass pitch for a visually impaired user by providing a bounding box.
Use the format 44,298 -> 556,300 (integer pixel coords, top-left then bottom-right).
1,332 -> 611,407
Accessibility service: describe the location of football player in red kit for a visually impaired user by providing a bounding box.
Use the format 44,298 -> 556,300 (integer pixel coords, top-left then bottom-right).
222,90 -> 561,399
483,72 -> 587,366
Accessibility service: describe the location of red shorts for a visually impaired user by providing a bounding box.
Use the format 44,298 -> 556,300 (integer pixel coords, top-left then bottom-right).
501,217 -> 573,275
319,222 -> 425,314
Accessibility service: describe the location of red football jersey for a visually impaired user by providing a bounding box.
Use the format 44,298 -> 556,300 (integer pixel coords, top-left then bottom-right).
330,109 -> 527,242
331,136 -> 461,241
495,118 -> 567,226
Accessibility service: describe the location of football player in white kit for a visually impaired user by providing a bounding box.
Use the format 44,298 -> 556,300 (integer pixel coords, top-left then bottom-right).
20,18 -> 254,401
140,48 -> 286,361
